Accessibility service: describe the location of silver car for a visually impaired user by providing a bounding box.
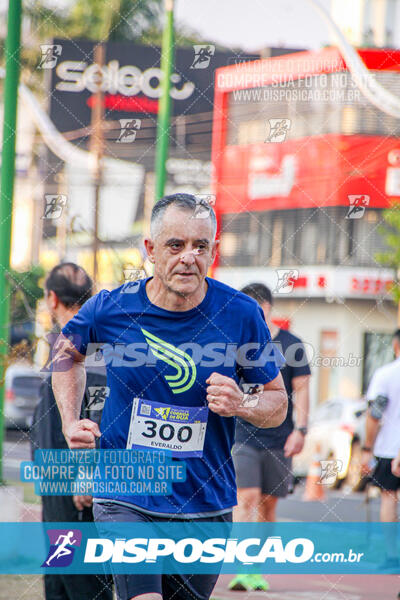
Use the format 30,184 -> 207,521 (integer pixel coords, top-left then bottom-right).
4,363 -> 43,429
292,397 -> 367,489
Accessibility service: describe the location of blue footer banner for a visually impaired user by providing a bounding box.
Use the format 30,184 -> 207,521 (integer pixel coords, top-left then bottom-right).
1,522 -> 400,574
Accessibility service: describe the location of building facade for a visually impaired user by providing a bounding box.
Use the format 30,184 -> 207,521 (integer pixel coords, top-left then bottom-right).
212,47 -> 399,409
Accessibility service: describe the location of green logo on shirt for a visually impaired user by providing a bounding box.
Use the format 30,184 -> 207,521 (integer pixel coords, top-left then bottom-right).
141,328 -> 197,394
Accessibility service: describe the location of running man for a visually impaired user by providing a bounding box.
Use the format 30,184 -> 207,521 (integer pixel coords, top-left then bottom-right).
362,328 -> 400,569
52,193 -> 288,600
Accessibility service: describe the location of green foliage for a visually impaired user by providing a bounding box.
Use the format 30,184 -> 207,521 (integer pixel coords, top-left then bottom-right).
19,0 -> 205,81
376,201 -> 400,303
9,265 -> 45,325
62,0 -> 163,42
24,1 -> 70,40
22,0 -> 201,44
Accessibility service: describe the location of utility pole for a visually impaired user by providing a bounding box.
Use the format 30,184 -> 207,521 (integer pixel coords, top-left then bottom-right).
90,43 -> 105,288
154,0 -> 175,202
0,0 -> 22,485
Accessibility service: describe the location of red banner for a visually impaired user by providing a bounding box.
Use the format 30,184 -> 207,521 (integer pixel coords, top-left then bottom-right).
216,135 -> 400,213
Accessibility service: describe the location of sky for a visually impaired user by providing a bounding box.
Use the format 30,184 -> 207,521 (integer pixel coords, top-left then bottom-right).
4,0 -> 400,53
0,0 -> 333,52
174,0 -> 333,51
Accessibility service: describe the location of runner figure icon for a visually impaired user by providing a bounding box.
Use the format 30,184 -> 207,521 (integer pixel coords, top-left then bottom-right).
191,45 -> 215,69
45,531 -> 77,566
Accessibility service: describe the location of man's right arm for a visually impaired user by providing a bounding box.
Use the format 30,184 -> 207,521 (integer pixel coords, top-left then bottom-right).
52,334 -> 101,449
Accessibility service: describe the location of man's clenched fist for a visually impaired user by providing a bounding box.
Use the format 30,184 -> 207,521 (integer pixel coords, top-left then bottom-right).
64,419 -> 101,449
206,372 -> 245,417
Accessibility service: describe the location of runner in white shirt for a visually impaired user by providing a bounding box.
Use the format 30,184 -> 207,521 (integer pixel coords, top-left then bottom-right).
362,330 -> 400,537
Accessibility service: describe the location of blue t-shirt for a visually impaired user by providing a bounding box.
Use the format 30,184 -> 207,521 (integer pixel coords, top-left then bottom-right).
62,277 -> 283,514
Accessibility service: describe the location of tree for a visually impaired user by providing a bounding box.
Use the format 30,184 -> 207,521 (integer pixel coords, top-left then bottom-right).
0,266 -> 46,365
20,0 -> 205,78
375,201 -> 400,308
9,265 -> 44,328
23,0 -> 202,45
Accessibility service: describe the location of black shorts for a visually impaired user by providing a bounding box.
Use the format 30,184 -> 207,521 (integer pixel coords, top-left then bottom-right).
232,444 -> 293,497
44,573 -> 113,600
372,457 -> 400,492
93,501 -> 232,600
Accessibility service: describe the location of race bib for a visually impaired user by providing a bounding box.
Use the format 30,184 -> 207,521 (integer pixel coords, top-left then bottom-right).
127,397 -> 208,458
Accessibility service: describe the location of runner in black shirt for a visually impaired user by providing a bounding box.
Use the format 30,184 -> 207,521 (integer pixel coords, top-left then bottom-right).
230,283 -> 311,592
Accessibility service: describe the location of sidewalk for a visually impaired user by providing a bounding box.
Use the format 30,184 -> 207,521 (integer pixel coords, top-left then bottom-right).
0,484 -> 41,522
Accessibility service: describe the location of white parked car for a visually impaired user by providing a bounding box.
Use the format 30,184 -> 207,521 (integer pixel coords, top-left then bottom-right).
292,397 -> 367,489
4,363 -> 43,429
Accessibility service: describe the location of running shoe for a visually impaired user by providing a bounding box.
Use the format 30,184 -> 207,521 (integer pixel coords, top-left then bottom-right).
228,573 -> 270,591
248,574 -> 270,591
228,574 -> 253,591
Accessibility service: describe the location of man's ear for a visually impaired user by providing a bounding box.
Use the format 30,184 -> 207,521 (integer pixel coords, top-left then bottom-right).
210,238 -> 219,263
261,302 -> 272,320
144,238 -> 155,264
47,289 -> 59,309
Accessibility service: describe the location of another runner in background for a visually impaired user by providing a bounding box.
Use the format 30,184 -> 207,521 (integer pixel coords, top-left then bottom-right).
30,263 -> 112,600
51,194 -> 288,600
229,283 -> 311,592
362,329 -> 400,570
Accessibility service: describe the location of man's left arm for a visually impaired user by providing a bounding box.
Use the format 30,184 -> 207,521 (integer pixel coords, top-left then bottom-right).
206,371 -> 288,428
283,375 -> 310,458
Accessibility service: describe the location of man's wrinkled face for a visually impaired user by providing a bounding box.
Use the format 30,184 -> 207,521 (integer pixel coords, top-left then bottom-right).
146,205 -> 218,296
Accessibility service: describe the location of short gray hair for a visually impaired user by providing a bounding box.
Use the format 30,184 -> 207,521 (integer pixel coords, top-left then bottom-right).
150,193 -> 217,239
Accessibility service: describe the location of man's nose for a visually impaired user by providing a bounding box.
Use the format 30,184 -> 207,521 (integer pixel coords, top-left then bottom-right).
179,250 -> 197,264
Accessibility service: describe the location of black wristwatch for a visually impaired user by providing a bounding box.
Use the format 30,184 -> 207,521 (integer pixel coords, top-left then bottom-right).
295,427 -> 308,436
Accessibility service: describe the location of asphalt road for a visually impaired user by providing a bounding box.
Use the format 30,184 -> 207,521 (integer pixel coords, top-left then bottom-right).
277,481 -> 381,522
